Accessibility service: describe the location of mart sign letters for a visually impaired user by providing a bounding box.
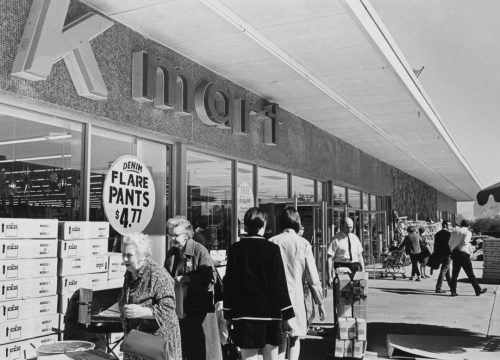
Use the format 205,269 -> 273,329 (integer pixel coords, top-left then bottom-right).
102,156 -> 156,235
11,0 -> 113,100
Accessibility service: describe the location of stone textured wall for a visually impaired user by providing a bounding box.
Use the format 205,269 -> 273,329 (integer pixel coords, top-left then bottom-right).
0,0 -> 455,213
391,168 -> 438,220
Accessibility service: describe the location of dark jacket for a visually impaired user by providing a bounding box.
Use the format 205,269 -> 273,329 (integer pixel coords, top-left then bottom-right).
434,229 -> 452,257
164,238 -> 215,314
399,233 -> 422,255
223,236 -> 295,322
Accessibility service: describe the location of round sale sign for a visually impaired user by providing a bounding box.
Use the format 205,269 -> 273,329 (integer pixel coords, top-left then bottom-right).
102,155 -> 156,234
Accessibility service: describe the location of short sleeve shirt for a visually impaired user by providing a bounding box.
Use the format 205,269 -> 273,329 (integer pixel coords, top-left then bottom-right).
327,232 -> 363,263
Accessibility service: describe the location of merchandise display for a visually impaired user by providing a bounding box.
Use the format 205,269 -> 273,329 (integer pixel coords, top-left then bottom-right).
482,238 -> 500,282
334,271 -> 368,359
0,219 -> 123,359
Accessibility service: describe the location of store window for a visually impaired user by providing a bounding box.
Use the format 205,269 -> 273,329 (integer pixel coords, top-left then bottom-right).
370,194 -> 377,211
258,167 -> 288,201
187,151 -> 232,251
89,128 -> 134,223
89,128 -> 169,262
332,185 -> 346,207
362,192 -> 369,211
292,175 -> 314,202
316,181 -> 323,202
237,162 -> 254,235
0,115 -> 83,219
348,189 -> 361,209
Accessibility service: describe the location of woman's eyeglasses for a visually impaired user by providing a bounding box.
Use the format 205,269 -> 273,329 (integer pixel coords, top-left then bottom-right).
168,233 -> 185,239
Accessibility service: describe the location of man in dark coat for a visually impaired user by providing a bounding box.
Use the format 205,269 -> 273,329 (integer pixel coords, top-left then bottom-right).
433,220 -> 452,293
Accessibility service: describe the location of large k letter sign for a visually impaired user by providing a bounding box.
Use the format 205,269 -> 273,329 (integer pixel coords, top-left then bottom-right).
11,0 -> 113,100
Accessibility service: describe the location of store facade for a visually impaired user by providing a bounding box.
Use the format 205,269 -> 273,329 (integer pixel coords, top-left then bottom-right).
0,0 -> 460,270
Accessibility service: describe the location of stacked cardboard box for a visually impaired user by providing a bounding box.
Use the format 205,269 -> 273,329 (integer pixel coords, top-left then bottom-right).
334,272 -> 368,359
57,221 -> 116,315
0,218 -> 59,359
483,239 -> 500,282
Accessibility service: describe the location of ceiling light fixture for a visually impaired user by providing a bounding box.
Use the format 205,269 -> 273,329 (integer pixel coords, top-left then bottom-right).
0,133 -> 72,146
0,154 -> 71,164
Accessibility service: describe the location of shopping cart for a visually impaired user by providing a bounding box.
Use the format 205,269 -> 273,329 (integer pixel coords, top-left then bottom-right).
381,249 -> 411,280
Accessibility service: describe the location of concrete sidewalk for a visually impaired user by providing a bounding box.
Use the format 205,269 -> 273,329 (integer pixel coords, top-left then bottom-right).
299,261 -> 500,359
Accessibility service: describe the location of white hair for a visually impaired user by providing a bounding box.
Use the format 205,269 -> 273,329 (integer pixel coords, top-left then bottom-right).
121,232 -> 152,259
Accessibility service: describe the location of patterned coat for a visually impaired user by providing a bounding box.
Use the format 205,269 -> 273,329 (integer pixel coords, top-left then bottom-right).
119,258 -> 182,360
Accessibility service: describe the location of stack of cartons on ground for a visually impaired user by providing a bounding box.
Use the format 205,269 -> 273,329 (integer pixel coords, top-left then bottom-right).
335,271 -> 368,359
58,221 -> 126,359
57,221 -> 112,317
482,238 -> 500,283
0,218 -> 59,359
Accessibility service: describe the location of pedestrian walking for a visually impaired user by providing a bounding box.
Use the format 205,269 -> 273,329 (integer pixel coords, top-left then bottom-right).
433,220 -> 452,293
270,206 -> 325,360
327,217 -> 365,285
223,207 -> 295,360
449,220 -> 487,297
398,226 -> 422,281
418,227 -> 431,278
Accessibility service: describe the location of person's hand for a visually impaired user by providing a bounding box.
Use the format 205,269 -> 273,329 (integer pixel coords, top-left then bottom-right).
123,304 -> 149,319
318,304 -> 325,321
327,275 -> 333,288
283,318 -> 295,334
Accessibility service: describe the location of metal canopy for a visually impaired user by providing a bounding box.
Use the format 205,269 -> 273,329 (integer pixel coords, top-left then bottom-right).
81,0 -> 482,201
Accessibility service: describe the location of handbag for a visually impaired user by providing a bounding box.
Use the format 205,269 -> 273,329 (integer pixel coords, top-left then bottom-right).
120,329 -> 175,360
221,337 -> 241,360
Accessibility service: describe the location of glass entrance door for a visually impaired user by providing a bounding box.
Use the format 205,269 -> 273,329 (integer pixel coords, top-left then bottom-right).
359,210 -> 387,266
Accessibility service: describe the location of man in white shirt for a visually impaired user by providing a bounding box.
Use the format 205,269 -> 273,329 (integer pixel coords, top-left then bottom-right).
327,217 -> 364,286
449,220 -> 487,297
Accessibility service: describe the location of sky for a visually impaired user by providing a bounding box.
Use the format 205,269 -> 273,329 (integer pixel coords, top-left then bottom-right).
370,0 -> 500,219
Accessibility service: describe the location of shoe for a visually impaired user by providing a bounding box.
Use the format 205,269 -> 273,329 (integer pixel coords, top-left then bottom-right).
430,269 -> 434,275
425,275 -> 431,278
451,292 -> 458,297
415,278 -> 421,282
476,288 -> 488,296
435,289 -> 446,294
409,277 -> 414,281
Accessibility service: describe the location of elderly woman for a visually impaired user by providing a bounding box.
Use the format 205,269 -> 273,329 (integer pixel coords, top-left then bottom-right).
164,216 -> 222,360
224,207 -> 295,360
270,206 -> 325,360
118,232 -> 182,360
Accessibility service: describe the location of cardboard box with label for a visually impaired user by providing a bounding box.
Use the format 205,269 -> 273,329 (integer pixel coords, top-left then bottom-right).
0,258 -> 57,281
89,221 -> 110,239
59,221 -> 90,240
58,257 -> 88,276
0,218 -> 58,239
58,274 -> 91,295
0,279 -> 25,302
108,252 -> 126,279
0,239 -> 57,259
88,272 -> 109,290
32,313 -> 59,338
0,299 -> 29,323
0,341 -> 23,360
88,238 -> 108,256
58,239 -> 90,258
87,255 -> 108,273
25,277 -> 58,299
0,318 -> 27,344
